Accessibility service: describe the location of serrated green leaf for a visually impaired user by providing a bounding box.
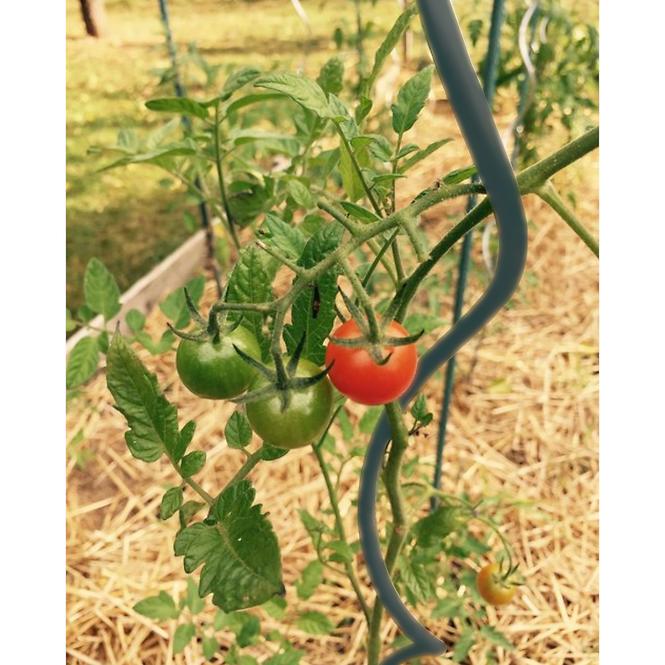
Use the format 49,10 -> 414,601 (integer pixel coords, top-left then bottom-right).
399,558 -> 436,604
236,613 -> 261,647
202,636 -> 218,660
284,224 -> 343,365
412,506 -> 466,548
400,139 -> 453,172
84,258 -> 121,320
160,487 -> 183,520
326,540 -> 353,564
262,596 -> 287,619
174,480 -> 283,611
176,420 -> 196,461
179,500 -> 205,526
133,591 -> 180,620
265,649 -> 303,665
185,576 -> 205,614
259,444 -> 289,461
106,334 -> 179,462
432,596 -> 465,619
159,275 -> 205,329
359,407 -> 381,434
480,625 -> 514,650
226,247 -> 276,358
339,201 -> 380,223
391,65 -> 435,134
259,213 -> 307,260
173,622 -> 195,654
66,336 -> 100,389
255,73 -> 342,120
125,308 -> 145,333
146,97 -> 208,120
444,165 -> 478,184
453,628 -> 476,662
66,308 -> 77,332
286,178 -> 315,209
180,451 -> 206,477
338,408 -> 353,442
316,57 -> 344,95
295,560 -> 324,600
362,4 -> 418,102
225,412 -> 253,449
299,509 -> 329,550
97,331 -> 109,353
296,610 -> 333,635
220,67 -> 262,101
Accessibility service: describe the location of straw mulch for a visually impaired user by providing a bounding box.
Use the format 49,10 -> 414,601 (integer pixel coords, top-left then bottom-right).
66,102 -> 598,665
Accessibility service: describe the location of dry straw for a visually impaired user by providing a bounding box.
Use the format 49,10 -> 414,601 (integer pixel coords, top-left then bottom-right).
67,103 -> 598,664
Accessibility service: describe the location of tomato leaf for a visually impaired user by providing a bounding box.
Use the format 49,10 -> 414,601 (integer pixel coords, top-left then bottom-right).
133,591 -> 180,620
316,57 -> 344,95
444,165 -> 478,184
159,275 -> 205,329
295,610 -> 333,635
258,213 -> 307,260
180,450 -> 206,477
453,628 -> 476,662
400,139 -> 453,172
106,334 -> 181,463
202,636 -> 218,660
284,224 -> 343,365
295,560 -> 324,600
173,622 -> 195,654
432,596 -> 466,619
185,577 -> 205,614
480,625 -> 514,651
66,336 -> 100,389
225,412 -> 253,449
174,480 -> 283,611
360,3 -> 419,111
145,96 -> 208,120
226,247 -> 277,359
219,67 -> 262,102
84,258 -> 121,321
391,65 -> 435,135
411,506 -> 465,548
160,487 -> 183,520
125,308 -> 146,333
261,596 -> 287,619
254,73 -> 343,121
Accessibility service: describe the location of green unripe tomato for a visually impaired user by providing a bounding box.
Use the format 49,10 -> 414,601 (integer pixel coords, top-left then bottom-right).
246,358 -> 333,449
175,327 -> 261,400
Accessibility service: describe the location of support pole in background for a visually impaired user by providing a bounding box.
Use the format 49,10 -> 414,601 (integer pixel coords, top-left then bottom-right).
157,0 -> 223,296
431,0 -> 506,508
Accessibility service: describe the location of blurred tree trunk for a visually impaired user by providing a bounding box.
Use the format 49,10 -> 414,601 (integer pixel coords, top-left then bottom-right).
79,0 -> 107,38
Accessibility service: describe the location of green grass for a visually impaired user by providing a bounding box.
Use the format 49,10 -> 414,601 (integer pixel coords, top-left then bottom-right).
66,0 -> 597,313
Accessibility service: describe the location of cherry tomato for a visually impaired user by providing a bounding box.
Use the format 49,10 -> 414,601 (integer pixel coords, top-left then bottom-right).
176,327 -> 261,400
245,358 -> 333,449
324,319 -> 418,405
476,563 -> 517,606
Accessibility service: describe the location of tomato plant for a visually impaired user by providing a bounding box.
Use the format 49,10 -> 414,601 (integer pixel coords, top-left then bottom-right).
66,3 -> 599,662
326,319 -> 418,405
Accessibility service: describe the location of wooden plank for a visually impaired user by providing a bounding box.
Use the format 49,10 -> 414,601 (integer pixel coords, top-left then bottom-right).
66,229 -> 207,354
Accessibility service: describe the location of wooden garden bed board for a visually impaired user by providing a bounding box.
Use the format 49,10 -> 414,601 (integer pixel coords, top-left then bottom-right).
66,227 -> 210,354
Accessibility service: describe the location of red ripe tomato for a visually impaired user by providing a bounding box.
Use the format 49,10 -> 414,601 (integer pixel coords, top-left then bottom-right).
325,319 -> 418,405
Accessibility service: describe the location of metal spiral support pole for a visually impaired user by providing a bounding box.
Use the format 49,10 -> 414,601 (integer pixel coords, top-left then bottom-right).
357,1 -> 528,662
